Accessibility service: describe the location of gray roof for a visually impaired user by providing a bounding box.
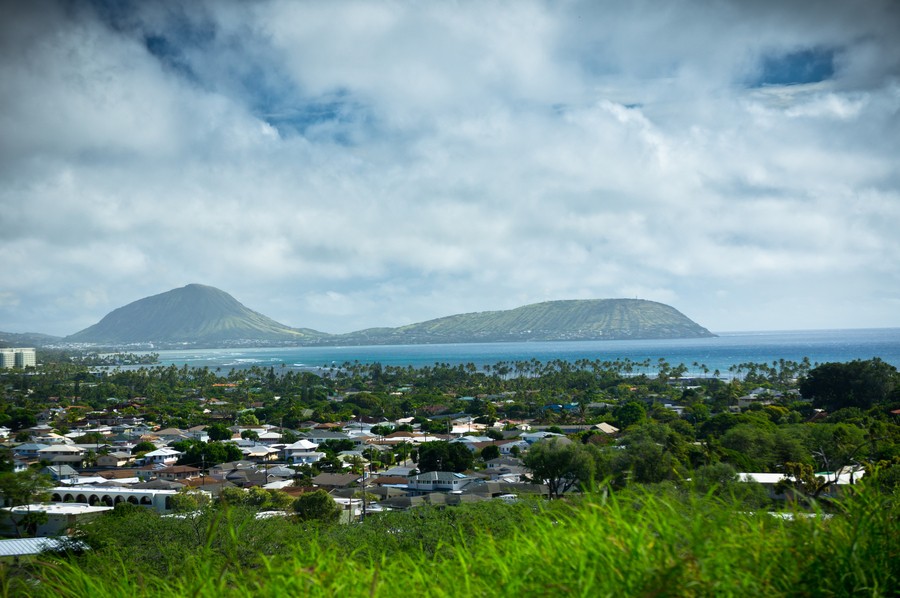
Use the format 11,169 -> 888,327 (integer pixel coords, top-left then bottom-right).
0,537 -> 86,557
409,471 -> 473,483
41,464 -> 79,477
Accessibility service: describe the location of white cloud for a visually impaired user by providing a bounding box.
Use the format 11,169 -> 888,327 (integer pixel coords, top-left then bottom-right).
0,0 -> 898,336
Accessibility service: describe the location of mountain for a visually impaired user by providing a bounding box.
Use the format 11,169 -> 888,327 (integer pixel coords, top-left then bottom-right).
65,284 -> 325,345
0,331 -> 62,347
332,299 -> 714,345
64,285 -> 714,347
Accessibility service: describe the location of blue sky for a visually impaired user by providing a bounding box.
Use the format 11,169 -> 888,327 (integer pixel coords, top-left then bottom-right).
1,0 -> 899,336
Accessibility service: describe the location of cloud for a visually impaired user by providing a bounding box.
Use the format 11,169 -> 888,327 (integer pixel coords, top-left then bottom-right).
0,0 -> 899,336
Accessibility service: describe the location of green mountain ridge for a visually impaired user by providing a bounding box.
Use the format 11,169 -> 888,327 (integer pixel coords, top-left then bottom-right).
337,299 -> 714,344
65,284 -> 324,345
0,331 -> 63,347
61,284 -> 714,348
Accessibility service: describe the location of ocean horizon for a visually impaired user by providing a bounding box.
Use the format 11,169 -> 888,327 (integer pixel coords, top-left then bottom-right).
145,327 -> 900,377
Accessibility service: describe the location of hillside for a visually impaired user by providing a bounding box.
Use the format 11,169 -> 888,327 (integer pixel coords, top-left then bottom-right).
332,299 -> 714,344
65,284 -> 324,345
63,286 -> 713,347
0,331 -> 62,347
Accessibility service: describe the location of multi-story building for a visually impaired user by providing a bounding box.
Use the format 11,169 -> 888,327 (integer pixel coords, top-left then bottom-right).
0,347 -> 36,369
0,349 -> 15,369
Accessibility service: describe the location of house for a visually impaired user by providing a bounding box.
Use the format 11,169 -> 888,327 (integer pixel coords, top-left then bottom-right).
242,445 -> 280,463
287,450 -> 326,465
256,430 -> 283,444
155,465 -> 201,481
283,439 -> 320,464
32,432 -> 72,445
486,456 -> 524,470
208,460 -> 256,479
96,451 -> 135,468
520,431 -> 565,444
311,473 -> 359,490
304,430 -> 354,446
36,444 -> 85,464
154,428 -> 191,443
407,471 -> 476,494
1,503 -> 112,537
12,443 -> 49,459
40,464 -> 80,483
141,447 -> 182,466
368,475 -> 410,487
498,439 -> 529,455
593,422 -> 620,435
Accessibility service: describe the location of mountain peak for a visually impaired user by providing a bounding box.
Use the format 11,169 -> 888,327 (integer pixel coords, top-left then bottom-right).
64,286 -> 714,348
66,285 -> 321,345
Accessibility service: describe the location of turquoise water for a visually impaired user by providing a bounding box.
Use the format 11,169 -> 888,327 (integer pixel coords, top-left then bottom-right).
151,328 -> 900,376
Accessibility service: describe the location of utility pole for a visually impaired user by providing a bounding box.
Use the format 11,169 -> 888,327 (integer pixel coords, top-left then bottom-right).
361,467 -> 367,522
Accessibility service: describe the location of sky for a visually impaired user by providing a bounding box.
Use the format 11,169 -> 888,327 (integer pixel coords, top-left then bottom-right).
1,0 -> 899,337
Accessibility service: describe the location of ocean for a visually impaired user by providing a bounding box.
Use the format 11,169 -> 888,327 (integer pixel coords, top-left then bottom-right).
149,328 -> 900,376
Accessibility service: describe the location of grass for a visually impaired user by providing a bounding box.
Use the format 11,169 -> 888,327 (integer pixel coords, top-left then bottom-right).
3,487 -> 898,597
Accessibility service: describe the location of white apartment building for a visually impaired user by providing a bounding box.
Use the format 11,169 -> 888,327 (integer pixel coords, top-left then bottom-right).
0,348 -> 36,369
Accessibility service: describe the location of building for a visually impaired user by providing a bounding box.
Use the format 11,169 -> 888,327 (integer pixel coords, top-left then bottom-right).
0,348 -> 36,369
1,503 -> 112,537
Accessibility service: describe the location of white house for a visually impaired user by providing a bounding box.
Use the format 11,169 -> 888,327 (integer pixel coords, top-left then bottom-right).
142,447 -> 182,466
407,471 -> 476,493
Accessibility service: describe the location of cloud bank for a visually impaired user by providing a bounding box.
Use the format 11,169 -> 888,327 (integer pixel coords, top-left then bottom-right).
1,0 -> 899,336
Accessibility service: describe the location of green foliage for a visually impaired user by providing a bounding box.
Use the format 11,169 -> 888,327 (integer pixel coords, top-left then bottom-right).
170,487 -> 212,513
218,487 -> 293,511
131,441 -> 157,455
0,470 -> 54,507
11,488 -> 900,597
236,412 -> 259,426
480,444 -> 500,461
690,462 -> 769,507
0,470 -> 55,537
206,423 -> 233,441
292,489 -> 341,523
800,358 -> 898,411
416,441 -> 474,473
523,438 -> 596,498
614,400 -> 646,428
174,440 -> 242,467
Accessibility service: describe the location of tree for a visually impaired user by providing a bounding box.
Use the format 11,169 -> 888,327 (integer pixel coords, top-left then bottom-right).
131,441 -> 157,455
175,440 -> 242,468
719,424 -> 777,471
484,428 -> 504,440
206,423 -> 233,442
417,442 -> 474,473
170,487 -> 212,513
241,429 -> 260,442
481,444 -> 501,461
293,489 -> 341,523
0,470 -> 54,537
614,401 -> 646,429
219,487 -> 293,511
690,462 -> 768,507
236,412 -> 260,426
523,438 -> 595,499
800,358 -> 898,411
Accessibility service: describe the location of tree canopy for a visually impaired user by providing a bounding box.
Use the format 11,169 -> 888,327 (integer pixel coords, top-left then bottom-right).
800,358 -> 898,411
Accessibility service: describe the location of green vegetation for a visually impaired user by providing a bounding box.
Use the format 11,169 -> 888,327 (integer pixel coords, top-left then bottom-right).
61,284 -> 713,347
3,485 -> 898,596
336,298 -> 715,344
65,283 -> 323,345
1,353 -> 899,595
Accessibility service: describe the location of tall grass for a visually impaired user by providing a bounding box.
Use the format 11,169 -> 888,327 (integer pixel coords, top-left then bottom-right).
6,487 -> 898,597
